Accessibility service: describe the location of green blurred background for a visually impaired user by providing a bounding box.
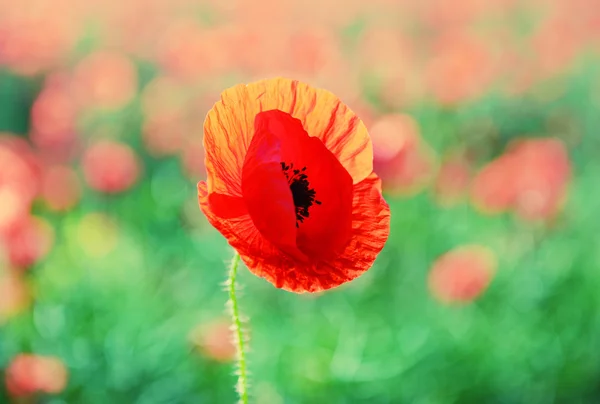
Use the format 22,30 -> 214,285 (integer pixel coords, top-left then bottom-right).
1,0 -> 600,403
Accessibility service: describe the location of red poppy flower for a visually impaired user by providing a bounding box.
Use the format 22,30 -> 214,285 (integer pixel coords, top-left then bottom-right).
434,152 -> 472,206
40,165 -> 81,212
0,268 -> 30,324
198,78 -> 390,293
72,51 -> 137,111
0,136 -> 40,233
82,140 -> 141,194
189,319 -> 236,362
428,244 -> 497,304
3,215 -> 54,269
471,137 -> 571,221
371,114 -> 438,195
5,354 -> 68,397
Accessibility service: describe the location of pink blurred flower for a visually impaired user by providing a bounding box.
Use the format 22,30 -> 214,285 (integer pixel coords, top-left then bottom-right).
88,0 -> 174,58
180,138 -> 206,180
0,268 -> 30,323
285,28 -> 341,77
40,165 -> 81,212
434,153 -> 472,206
0,136 -> 40,232
82,140 -> 141,194
471,138 -> 571,221
509,138 -> 572,221
30,73 -> 78,152
3,216 -> 54,269
470,153 -> 516,215
357,27 -> 419,107
426,30 -> 497,105
529,15 -> 584,81
428,244 -> 497,304
156,20 -> 232,81
140,76 -> 191,157
5,354 -> 68,397
72,51 -> 137,111
371,114 -> 437,195
418,0 -> 487,30
0,0 -> 79,75
189,319 -> 236,363
288,0 -> 369,29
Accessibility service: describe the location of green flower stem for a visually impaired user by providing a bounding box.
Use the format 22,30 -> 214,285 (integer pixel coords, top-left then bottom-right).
227,252 -> 249,404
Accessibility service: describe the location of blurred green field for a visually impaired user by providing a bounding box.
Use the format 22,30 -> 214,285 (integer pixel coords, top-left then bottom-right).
2,1 -> 600,403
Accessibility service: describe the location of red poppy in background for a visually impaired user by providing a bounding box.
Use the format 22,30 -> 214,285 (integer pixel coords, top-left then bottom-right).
371,114 -> 437,195
82,140 -> 141,194
428,244 -> 497,304
426,30 -> 497,105
30,73 -> 78,153
72,51 -> 137,111
0,136 -> 40,233
141,76 -> 190,157
0,268 -> 30,323
5,354 -> 68,397
434,152 -> 472,206
40,165 -> 81,212
0,0 -> 79,75
189,319 -> 236,362
198,78 -> 390,293
3,215 -> 54,269
471,137 -> 571,221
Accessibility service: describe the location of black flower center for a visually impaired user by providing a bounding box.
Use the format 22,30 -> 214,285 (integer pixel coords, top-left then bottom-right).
281,162 -> 321,227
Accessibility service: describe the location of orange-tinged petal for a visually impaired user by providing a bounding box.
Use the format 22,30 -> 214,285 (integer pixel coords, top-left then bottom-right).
203,78 -> 372,197
198,181 -> 293,287
317,173 -> 390,290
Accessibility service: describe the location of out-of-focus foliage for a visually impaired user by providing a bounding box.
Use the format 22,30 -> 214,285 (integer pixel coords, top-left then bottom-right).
1,0 -> 599,402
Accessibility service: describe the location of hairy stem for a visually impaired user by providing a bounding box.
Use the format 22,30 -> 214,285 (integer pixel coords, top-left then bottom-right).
227,252 -> 249,404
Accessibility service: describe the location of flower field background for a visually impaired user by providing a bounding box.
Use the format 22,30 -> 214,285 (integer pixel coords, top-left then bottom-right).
1,0 -> 600,402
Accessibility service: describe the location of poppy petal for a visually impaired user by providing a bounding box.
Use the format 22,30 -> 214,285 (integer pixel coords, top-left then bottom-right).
252,109 -> 353,260
203,78 -> 373,198
203,84 -> 258,196
241,118 -> 308,262
198,181 -> 295,289
319,172 -> 390,288
207,193 -> 247,219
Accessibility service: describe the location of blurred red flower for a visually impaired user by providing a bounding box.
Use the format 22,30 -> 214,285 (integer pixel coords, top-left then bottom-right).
434,152 -> 472,206
358,27 -> 419,107
529,15 -> 584,81
286,28 -> 341,77
72,51 -> 137,111
156,20 -> 231,82
40,165 -> 81,212
140,76 -> 191,157
0,268 -> 30,323
3,216 -> 54,269
0,0 -> 79,75
428,244 -> 497,304
426,30 -> 497,105
181,138 -> 206,180
189,319 -> 236,362
371,114 -> 437,195
82,140 -> 141,194
0,136 -> 40,233
198,78 -> 390,293
30,73 -> 78,153
471,138 -> 571,221
5,354 -> 68,397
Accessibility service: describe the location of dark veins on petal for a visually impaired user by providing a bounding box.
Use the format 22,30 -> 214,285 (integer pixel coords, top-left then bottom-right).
280,162 -> 321,227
